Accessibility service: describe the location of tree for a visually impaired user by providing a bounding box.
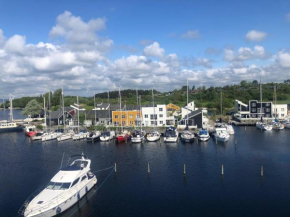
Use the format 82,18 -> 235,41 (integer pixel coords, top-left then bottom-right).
240,80 -> 247,87
22,99 -> 42,117
252,80 -> 258,85
191,85 -> 195,91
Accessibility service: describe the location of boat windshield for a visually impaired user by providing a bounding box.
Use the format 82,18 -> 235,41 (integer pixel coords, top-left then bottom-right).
101,132 -> 110,136
199,131 -> 208,135
46,182 -> 71,190
165,131 -> 176,137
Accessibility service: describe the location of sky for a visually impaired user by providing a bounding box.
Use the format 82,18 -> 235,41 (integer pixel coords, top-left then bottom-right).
0,0 -> 290,97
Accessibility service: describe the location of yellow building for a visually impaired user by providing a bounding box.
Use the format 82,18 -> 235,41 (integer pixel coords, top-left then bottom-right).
112,110 -> 142,127
166,103 -> 180,112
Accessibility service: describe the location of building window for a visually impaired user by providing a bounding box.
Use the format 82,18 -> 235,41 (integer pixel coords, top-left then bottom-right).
150,114 -> 157,120
266,103 -> 270,107
266,108 -> 270,112
130,121 -> 133,125
115,121 -> 119,125
122,121 -> 126,125
266,114 -> 270,117
252,108 -> 256,112
122,115 -> 125,118
159,108 -> 163,111
159,114 -> 163,118
145,114 -> 148,118
101,120 -> 104,123
151,121 -> 156,125
160,121 -> 163,124
281,108 -> 285,112
282,114 -> 285,117
252,103 -> 256,107
115,115 -> 118,118
130,115 -> 133,118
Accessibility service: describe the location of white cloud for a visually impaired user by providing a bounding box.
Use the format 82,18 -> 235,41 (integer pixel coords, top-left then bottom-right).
5,35 -> 26,54
245,30 -> 267,42
143,42 -> 165,58
139,39 -> 154,46
180,30 -> 200,39
223,46 -> 270,62
276,51 -> 290,68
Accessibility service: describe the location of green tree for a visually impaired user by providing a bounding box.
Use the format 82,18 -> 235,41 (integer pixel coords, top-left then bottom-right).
22,99 -> 42,117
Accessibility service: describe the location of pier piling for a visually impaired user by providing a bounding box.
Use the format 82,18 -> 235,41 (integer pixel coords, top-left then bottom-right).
261,165 -> 263,177
183,164 -> 186,175
221,164 -> 224,176
148,163 -> 150,173
114,163 -> 117,173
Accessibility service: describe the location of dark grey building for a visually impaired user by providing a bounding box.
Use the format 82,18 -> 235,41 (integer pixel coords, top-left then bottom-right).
178,109 -> 203,128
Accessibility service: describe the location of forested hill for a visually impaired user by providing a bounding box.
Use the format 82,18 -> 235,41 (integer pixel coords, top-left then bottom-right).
2,80 -> 290,114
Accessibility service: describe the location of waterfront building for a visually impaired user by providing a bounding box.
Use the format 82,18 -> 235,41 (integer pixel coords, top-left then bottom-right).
178,109 -> 206,129
272,104 -> 288,119
166,103 -> 180,113
181,101 -> 196,118
112,105 -> 141,127
47,107 -> 75,126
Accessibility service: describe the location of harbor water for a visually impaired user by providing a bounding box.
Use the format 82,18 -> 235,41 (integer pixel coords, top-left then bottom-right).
1,111 -> 290,216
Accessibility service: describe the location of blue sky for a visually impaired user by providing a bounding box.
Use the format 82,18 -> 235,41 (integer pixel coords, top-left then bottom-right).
0,0 -> 290,96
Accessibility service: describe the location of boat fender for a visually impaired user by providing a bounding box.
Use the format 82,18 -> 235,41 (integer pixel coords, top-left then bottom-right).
56,207 -> 61,213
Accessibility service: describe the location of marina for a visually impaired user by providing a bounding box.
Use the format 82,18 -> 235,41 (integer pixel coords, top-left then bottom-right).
1,112 -> 290,217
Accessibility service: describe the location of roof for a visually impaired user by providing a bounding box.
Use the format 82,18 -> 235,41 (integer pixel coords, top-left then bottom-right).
74,110 -> 111,120
182,109 -> 202,120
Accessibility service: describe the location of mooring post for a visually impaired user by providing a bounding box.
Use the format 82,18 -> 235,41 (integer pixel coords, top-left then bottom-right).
148,163 -> 150,173
261,165 -> 263,177
183,164 -> 186,175
221,164 -> 224,176
114,163 -> 117,173
235,138 -> 237,145
215,136 -> 217,144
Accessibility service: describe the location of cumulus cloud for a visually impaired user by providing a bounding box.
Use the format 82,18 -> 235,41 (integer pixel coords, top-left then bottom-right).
223,46 -> 270,62
143,42 -> 165,58
180,30 -> 200,39
245,30 -> 267,42
139,39 -> 154,46
276,51 -> 290,68
5,35 -> 26,54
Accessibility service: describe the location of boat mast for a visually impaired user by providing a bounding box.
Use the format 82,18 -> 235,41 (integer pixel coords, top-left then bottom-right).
9,94 -> 13,122
152,89 -> 156,130
140,94 -> 143,132
43,96 -> 47,133
220,90 -> 222,119
136,89 -> 139,130
94,93 -> 96,125
108,91 -> 110,127
49,90 -> 51,130
62,87 -> 65,128
119,87 -> 123,132
2,93 -> 5,120
260,78 -> 262,118
187,77 -> 189,126
274,84 -> 276,118
77,96 -> 79,133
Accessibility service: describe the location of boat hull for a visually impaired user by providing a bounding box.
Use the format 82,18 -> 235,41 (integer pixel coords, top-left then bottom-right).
164,137 -> 178,143
26,131 -> 37,137
24,177 -> 97,217
131,137 -> 143,143
198,135 -> 210,142
0,126 -> 23,133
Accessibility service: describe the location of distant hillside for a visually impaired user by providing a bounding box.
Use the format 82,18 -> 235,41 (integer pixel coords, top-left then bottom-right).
1,80 -> 290,115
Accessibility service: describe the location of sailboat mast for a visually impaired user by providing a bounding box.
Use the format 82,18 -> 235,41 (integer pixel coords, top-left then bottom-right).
260,78 -> 262,117
187,77 -> 189,126
49,91 -> 51,129
152,89 -> 156,129
77,96 -> 79,133
44,96 -> 47,133
9,94 -> 13,122
2,94 -> 5,120
94,93 -> 96,125
119,87 -> 123,132
220,90 -> 222,118
140,95 -> 142,132
108,91 -> 110,126
136,89 -> 139,129
62,87 -> 65,128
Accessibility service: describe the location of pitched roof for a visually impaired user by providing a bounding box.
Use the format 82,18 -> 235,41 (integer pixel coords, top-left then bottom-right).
182,109 -> 202,120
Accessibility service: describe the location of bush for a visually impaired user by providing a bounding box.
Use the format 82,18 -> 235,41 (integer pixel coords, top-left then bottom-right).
36,125 -> 43,130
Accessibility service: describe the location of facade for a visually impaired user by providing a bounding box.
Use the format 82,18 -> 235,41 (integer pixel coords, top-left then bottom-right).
112,110 -> 141,127
178,109 -> 204,129
272,104 -> 288,119
84,110 -> 111,126
249,100 -> 272,118
142,105 -> 167,127
181,101 -> 196,118
47,107 -> 75,126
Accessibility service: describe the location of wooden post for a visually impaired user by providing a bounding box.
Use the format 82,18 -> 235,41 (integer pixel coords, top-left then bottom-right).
261,165 -> 263,177
215,136 -> 217,144
183,164 -> 186,175
114,163 -> 117,173
148,163 -> 150,173
221,164 -> 224,176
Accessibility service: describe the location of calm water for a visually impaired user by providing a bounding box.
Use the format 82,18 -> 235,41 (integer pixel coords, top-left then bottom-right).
1,110 -> 290,217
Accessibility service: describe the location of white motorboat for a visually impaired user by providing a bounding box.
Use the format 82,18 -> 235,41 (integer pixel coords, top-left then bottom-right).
164,126 -> 179,143
42,132 -> 63,142
19,154 -> 97,217
284,121 -> 290,129
86,131 -> 101,142
100,131 -> 115,141
256,122 -> 272,131
198,129 -> 210,142
146,130 -> 160,142
31,132 -> 44,141
72,131 -> 89,140
226,124 -> 235,135
131,130 -> 145,143
180,130 -> 195,143
57,130 -> 75,142
214,127 -> 230,142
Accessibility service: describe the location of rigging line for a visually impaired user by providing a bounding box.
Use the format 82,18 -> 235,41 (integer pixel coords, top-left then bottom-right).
67,167 -> 115,217
91,166 -> 115,173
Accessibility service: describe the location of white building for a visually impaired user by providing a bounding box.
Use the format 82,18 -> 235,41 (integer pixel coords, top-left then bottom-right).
142,105 -> 167,127
272,104 -> 288,119
181,101 -> 196,118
